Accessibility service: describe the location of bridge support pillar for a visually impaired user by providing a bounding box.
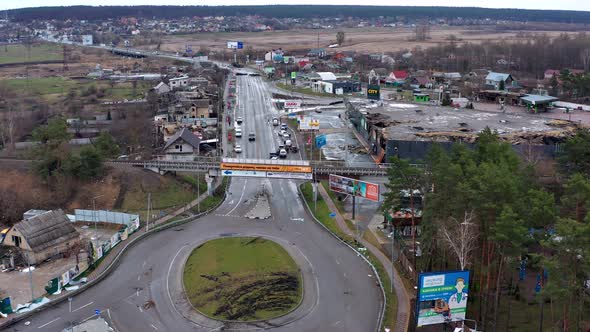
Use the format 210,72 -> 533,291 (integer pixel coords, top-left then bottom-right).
205,175 -> 214,195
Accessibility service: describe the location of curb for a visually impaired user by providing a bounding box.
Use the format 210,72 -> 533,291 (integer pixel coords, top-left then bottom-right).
0,178 -> 230,329
297,183 -> 386,332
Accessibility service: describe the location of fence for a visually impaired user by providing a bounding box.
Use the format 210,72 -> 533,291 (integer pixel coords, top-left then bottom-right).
74,209 -> 139,227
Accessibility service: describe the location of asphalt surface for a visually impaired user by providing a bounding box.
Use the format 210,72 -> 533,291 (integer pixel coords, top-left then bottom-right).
3,71 -> 382,331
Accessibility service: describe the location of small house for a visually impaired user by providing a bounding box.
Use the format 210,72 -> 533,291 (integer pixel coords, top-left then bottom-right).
153,82 -> 171,95
163,127 -> 201,160
169,75 -> 190,90
2,210 -> 80,265
485,72 -> 515,90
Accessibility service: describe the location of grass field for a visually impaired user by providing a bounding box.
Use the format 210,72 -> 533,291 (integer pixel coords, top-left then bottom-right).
0,77 -> 149,101
183,237 -> 302,321
0,43 -> 63,64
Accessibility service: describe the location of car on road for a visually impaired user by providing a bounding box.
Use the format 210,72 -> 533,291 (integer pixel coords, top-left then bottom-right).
249,73 -> 261,77
237,116 -> 243,124
282,132 -> 291,140
279,149 -> 288,158
269,152 -> 279,159
235,128 -> 242,137
285,139 -> 292,147
248,132 -> 256,141
272,117 -> 279,126
234,144 -> 242,153
280,123 -> 288,130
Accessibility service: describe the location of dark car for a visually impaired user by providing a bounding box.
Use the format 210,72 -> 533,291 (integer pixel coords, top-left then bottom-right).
248,132 -> 256,141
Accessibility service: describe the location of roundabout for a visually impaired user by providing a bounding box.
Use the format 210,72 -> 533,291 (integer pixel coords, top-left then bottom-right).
182,237 -> 303,321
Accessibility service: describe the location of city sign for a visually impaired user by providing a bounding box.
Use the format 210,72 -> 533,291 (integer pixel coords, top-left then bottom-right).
284,100 -> 302,109
416,270 -> 471,327
227,41 -> 244,49
367,84 -> 380,100
220,162 -> 312,173
328,174 -> 380,202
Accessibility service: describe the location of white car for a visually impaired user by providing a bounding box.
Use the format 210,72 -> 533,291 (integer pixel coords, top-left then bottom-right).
282,132 -> 291,140
234,144 -> 242,153
237,116 -> 243,124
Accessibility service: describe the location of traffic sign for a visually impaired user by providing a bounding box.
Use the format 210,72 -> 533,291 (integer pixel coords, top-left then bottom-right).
220,162 -> 312,173
222,170 -> 267,178
266,172 -> 313,180
95,309 -> 100,315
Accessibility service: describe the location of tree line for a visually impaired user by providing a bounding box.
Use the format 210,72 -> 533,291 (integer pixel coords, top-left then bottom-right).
9,5 -> 590,24
383,128 -> 590,331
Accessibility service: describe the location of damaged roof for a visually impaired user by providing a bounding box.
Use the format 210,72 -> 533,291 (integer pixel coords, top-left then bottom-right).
14,209 -> 79,252
355,102 -> 578,144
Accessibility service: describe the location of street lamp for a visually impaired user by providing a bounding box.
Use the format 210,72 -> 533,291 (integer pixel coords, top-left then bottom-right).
92,194 -> 104,232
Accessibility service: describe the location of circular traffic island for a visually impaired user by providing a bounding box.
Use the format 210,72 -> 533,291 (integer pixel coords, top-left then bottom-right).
183,237 -> 302,322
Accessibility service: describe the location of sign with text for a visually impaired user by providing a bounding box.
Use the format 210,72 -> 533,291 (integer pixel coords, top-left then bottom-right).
315,134 -> 327,148
367,84 -> 380,100
221,162 -> 312,173
227,41 -> 243,49
291,71 -> 297,79
328,174 -> 379,202
416,270 -> 471,327
284,100 -> 302,109
298,117 -> 320,130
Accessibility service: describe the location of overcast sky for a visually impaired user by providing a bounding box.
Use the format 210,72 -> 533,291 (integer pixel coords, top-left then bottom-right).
1,0 -> 589,12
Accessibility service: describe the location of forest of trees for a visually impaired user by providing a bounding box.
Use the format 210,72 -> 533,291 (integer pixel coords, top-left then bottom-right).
383,128 -> 590,331
399,33 -> 590,77
9,5 -> 590,24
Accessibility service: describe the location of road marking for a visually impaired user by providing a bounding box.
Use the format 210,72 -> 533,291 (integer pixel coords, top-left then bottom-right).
80,314 -> 95,323
151,324 -> 158,330
107,308 -> 112,320
225,179 -> 247,216
335,258 -> 341,265
72,301 -> 94,312
138,275 -> 141,281
37,317 -> 60,329
166,245 -> 188,320
139,306 -> 143,313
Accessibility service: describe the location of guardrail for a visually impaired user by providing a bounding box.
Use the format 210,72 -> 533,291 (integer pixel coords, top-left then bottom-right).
0,179 -> 229,330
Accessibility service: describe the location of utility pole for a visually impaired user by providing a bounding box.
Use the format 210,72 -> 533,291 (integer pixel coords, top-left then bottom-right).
146,193 -> 151,232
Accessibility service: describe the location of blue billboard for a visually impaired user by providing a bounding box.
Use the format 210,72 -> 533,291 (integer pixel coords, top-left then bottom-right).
416,270 -> 470,327
315,134 -> 327,149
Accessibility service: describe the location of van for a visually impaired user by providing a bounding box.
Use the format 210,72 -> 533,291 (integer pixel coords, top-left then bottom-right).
235,128 -> 242,137
272,118 -> 279,126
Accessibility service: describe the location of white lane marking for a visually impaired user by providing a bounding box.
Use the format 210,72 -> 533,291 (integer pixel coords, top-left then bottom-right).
108,308 -> 112,320
151,324 -> 158,330
166,245 -> 188,319
225,179 -> 247,216
37,317 -> 60,329
336,258 -> 341,265
138,275 -> 141,281
72,301 -> 94,312
139,306 -> 143,313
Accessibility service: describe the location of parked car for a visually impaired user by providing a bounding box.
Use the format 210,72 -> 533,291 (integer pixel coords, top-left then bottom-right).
234,144 -> 242,153
248,132 -> 256,141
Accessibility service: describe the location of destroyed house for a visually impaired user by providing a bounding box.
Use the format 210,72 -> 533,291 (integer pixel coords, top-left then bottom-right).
1,210 -> 80,265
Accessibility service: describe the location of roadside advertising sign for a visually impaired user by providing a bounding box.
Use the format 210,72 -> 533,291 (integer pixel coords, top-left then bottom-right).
220,162 -> 312,173
328,174 -> 379,202
298,117 -> 320,130
416,270 -> 471,327
367,84 -> 380,100
284,100 -> 302,109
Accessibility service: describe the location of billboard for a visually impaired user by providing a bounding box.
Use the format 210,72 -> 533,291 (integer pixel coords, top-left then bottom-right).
315,134 -> 327,148
284,100 -> 302,109
367,84 -> 380,100
227,41 -> 243,49
328,174 -> 380,202
298,117 -> 320,130
416,270 -> 471,327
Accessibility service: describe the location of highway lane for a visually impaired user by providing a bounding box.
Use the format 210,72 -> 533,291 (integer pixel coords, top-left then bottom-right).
3,71 -> 381,332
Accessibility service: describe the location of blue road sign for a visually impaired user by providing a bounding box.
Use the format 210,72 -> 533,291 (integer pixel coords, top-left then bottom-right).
95,309 -> 100,315
237,41 -> 243,49
224,170 -> 233,175
329,212 -> 336,218
315,135 -> 327,149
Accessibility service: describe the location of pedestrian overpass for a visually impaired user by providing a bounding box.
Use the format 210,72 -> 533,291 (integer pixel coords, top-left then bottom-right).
107,157 -> 390,178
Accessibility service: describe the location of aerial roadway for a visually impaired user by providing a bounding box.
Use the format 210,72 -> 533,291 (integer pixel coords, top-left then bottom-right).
4,62 -> 382,331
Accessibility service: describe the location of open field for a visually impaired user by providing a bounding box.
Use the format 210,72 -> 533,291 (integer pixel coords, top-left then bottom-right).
157,26 -> 573,54
183,237 -> 301,321
0,77 -> 150,101
0,43 -> 63,64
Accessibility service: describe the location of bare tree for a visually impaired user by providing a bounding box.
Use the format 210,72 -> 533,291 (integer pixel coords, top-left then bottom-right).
581,48 -> 590,72
439,211 -> 479,270
336,31 -> 345,46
